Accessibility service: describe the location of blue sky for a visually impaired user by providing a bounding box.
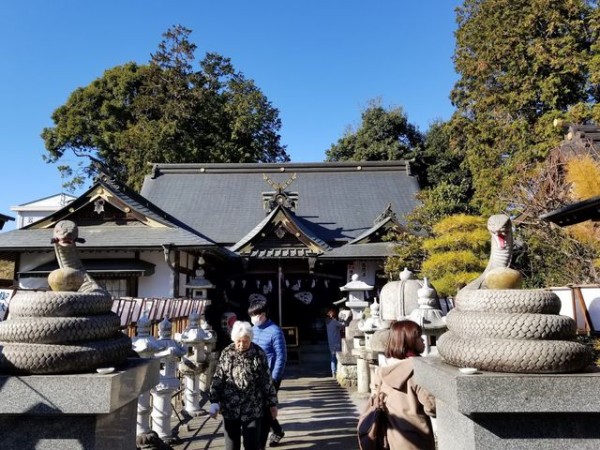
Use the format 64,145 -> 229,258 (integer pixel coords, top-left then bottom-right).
0,0 -> 461,229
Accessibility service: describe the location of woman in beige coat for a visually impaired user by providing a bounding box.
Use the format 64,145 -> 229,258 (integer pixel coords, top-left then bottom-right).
371,320 -> 436,450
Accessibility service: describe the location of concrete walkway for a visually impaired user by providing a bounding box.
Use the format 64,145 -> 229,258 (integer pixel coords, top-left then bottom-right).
170,363 -> 368,449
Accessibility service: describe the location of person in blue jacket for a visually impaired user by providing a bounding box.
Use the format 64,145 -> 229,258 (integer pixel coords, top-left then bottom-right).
248,299 -> 287,448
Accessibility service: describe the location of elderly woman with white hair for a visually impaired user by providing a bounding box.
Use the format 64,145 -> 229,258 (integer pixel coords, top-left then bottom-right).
209,320 -> 278,450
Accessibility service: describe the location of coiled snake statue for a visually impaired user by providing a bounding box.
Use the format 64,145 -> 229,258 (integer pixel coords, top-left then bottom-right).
0,220 -> 132,374
437,214 -> 592,373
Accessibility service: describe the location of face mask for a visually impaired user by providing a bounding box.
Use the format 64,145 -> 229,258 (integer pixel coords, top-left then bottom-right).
251,315 -> 263,326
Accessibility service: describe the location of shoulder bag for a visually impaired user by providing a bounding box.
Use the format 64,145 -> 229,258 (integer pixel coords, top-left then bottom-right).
357,388 -> 389,450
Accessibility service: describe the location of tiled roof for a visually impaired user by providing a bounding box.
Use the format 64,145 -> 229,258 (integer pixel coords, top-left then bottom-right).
320,242 -> 399,259
141,161 -> 419,245
248,248 -> 315,258
348,215 -> 406,244
19,258 -> 156,277
230,205 -> 332,257
540,195 -> 600,226
0,176 -> 224,253
0,225 -> 215,251
564,124 -> 600,151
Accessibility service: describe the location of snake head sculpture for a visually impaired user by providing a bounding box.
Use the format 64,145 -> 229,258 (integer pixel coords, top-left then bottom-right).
462,214 -> 514,290
50,220 -> 86,245
487,214 -> 512,253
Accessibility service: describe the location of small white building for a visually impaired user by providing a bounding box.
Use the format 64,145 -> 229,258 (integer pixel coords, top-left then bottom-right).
11,193 -> 76,229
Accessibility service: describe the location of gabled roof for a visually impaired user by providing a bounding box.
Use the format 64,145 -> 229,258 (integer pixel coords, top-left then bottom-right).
0,176 -> 222,253
349,204 -> 407,244
141,161 -> 420,245
230,204 -> 331,258
0,213 -> 14,231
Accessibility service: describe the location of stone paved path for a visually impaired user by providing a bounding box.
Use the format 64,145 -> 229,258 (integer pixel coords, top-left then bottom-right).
170,363 -> 368,449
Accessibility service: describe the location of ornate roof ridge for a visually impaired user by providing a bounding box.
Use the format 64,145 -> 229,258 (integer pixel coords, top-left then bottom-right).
150,160 -> 412,177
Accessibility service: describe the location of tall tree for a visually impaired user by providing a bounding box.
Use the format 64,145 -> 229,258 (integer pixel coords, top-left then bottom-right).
325,101 -> 423,166
412,120 -> 472,189
450,0 -> 597,213
42,26 -> 289,190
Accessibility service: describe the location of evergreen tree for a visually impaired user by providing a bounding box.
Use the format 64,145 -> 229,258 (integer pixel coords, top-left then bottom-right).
42,25 -> 289,190
450,0 -> 596,213
325,100 -> 423,165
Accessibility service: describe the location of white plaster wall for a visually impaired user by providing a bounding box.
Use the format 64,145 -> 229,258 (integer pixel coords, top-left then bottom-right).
138,251 -> 172,297
137,250 -> 195,298
346,260 -> 378,286
19,252 -> 55,288
550,285 -> 600,331
19,252 -> 55,272
18,249 -> 195,298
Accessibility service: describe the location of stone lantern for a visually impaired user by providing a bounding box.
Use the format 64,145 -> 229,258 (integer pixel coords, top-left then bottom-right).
177,310 -> 217,417
184,256 -> 215,299
358,297 -> 385,350
151,317 -> 186,444
340,273 -> 374,321
339,274 -> 375,394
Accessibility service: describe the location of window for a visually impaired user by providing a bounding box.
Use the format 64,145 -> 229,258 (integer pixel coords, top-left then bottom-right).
97,278 -> 130,298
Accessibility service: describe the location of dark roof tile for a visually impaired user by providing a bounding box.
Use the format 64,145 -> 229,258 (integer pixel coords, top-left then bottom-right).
141,161 -> 419,245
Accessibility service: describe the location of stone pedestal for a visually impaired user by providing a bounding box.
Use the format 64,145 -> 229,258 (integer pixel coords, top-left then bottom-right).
351,347 -> 378,394
0,358 -> 159,450
336,351 -> 358,388
413,356 -> 600,450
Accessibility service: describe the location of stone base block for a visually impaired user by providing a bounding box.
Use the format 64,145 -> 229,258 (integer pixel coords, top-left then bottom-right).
413,356 -> 600,450
0,358 -> 159,450
337,362 -> 357,388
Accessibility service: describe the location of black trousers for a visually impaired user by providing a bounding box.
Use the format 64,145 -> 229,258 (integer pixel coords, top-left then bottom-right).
223,417 -> 261,450
260,379 -> 283,448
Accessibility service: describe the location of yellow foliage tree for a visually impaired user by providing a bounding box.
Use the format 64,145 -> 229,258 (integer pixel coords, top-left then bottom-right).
565,155 -> 600,200
420,215 -> 489,298
565,155 -> 600,272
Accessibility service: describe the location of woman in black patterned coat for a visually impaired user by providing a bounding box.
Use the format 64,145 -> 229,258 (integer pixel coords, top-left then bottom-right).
209,320 -> 278,450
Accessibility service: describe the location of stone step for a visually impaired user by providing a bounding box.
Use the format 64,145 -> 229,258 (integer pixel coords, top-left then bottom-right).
288,343 -> 330,364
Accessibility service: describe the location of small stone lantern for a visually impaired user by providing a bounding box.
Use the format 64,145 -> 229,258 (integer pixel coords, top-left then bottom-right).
358,297 -> 385,350
177,310 -> 217,417
341,273 -> 374,321
340,274 -> 375,394
184,256 -> 215,299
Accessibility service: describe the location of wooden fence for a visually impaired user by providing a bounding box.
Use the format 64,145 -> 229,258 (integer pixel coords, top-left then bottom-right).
111,297 -> 209,337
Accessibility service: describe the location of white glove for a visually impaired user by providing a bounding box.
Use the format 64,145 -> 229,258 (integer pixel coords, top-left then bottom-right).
209,403 -> 220,418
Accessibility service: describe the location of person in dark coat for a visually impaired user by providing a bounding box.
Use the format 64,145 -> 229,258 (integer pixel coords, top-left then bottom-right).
209,321 -> 278,450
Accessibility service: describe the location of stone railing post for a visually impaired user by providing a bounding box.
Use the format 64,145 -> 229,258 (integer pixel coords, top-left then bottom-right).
131,307 -> 163,446
176,310 -> 217,417
198,315 -> 218,393
151,316 -> 186,444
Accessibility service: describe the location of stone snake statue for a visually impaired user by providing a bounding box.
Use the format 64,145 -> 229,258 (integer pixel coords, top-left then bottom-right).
0,220 -> 132,374
438,214 -> 592,373
463,214 -> 513,290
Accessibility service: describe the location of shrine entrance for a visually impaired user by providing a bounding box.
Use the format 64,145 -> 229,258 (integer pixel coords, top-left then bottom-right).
214,258 -> 345,360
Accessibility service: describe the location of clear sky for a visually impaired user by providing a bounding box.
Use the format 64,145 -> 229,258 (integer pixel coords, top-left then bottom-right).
0,0 -> 461,230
